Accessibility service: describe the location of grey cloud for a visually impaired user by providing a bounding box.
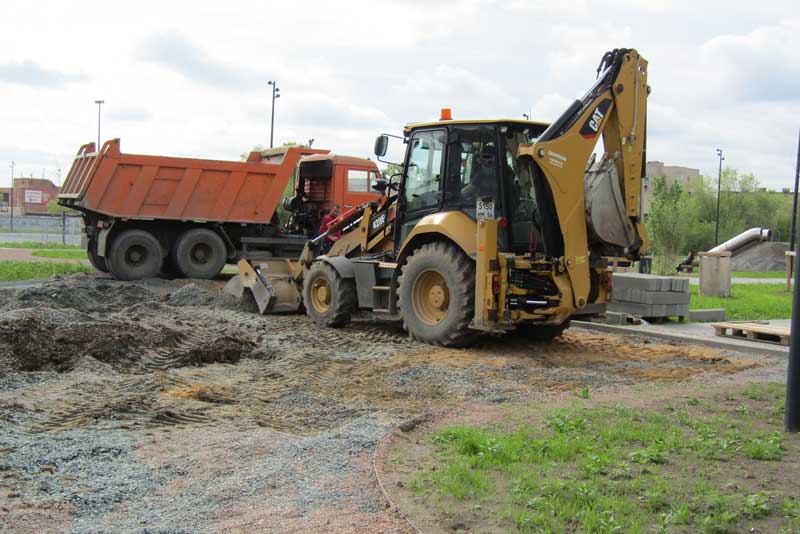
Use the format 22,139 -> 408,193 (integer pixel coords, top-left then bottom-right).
137,30 -> 256,88
0,60 -> 88,88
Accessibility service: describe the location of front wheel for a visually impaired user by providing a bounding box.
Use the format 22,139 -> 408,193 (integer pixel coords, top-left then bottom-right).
107,230 -> 162,281
303,262 -> 356,327
397,242 -> 475,347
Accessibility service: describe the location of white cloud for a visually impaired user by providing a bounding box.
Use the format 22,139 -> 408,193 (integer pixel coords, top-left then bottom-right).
0,0 -> 797,191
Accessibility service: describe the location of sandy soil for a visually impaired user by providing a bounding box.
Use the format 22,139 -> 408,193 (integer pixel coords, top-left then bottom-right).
0,273 -> 783,533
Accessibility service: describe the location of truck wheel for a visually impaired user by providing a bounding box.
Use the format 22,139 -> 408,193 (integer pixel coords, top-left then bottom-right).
107,230 -> 162,281
303,262 -> 355,327
397,242 -> 475,347
86,238 -> 109,273
516,320 -> 571,341
174,229 -> 227,279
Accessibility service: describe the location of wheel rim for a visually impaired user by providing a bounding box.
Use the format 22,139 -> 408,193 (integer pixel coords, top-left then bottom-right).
310,276 -> 332,313
411,269 -> 450,326
125,244 -> 148,267
190,243 -> 212,265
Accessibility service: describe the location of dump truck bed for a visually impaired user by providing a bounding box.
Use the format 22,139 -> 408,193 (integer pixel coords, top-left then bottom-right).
58,139 -> 328,224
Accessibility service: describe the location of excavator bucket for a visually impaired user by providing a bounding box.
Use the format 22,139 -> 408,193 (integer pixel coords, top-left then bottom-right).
584,154 -> 638,252
236,259 -> 303,314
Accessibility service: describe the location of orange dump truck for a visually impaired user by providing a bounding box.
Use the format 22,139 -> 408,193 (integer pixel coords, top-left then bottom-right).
57,139 -> 380,280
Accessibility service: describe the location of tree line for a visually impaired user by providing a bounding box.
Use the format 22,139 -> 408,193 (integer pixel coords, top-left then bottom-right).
645,169 -> 794,271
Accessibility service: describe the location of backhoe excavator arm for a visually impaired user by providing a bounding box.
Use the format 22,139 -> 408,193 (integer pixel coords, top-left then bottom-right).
518,48 -> 649,308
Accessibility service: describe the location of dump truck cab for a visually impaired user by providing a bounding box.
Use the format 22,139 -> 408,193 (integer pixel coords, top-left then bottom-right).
282,154 -> 382,237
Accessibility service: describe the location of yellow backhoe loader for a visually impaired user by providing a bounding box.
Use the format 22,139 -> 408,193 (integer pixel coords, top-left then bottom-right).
236,48 -> 650,346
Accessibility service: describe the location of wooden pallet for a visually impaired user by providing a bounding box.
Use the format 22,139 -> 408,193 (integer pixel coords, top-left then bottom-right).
712,322 -> 790,346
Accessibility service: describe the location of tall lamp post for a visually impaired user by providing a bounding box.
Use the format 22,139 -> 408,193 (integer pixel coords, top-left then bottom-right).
522,113 -> 530,120
9,160 -> 14,232
94,100 -> 104,151
268,81 -> 280,148
714,148 -> 724,246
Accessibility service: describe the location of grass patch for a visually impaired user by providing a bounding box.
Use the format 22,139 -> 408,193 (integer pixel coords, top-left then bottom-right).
731,271 -> 785,279
30,249 -> 88,260
0,241 -> 81,249
690,283 -> 791,320
409,382 -> 799,533
0,260 -> 92,281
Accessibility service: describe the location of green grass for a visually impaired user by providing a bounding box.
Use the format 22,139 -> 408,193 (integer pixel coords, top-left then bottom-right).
0,241 -> 81,249
690,283 -> 791,320
30,249 -> 88,260
0,260 -> 92,281
731,271 -> 786,279
411,383 -> 798,534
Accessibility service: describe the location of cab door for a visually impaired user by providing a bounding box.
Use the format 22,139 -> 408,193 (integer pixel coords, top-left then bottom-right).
395,128 -> 446,245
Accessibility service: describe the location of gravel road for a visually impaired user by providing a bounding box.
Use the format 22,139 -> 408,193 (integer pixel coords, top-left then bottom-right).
0,273 -> 781,533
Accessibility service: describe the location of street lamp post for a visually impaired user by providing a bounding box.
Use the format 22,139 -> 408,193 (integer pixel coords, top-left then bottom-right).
714,148 -> 724,246
522,113 -> 530,120
9,161 -> 14,232
94,100 -> 104,151
267,81 -> 281,148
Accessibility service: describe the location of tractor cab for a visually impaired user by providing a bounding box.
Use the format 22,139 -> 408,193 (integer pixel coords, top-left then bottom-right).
376,116 -> 551,256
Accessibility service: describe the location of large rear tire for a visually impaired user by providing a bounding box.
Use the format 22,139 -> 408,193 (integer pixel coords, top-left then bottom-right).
107,230 -> 162,281
397,242 -> 475,347
303,262 -> 355,327
174,228 -> 227,279
86,238 -> 109,273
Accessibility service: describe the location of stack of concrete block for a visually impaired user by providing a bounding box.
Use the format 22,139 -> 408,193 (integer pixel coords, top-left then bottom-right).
608,273 -> 690,319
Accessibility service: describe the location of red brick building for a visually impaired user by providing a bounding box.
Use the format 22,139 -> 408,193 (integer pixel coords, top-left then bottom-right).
0,178 -> 60,215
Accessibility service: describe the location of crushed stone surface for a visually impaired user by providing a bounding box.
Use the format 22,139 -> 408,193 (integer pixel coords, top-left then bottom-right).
0,272 -> 784,533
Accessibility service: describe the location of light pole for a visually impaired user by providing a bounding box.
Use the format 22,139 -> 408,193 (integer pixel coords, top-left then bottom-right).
714,148 -> 724,246
268,81 -> 280,148
9,160 -> 14,232
94,100 -> 104,151
522,113 -> 530,120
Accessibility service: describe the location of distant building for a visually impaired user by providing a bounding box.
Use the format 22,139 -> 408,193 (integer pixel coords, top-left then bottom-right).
641,161 -> 701,216
0,178 -> 61,215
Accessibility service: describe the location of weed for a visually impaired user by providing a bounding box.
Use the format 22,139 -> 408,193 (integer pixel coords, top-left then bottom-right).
687,397 -> 700,406
744,432 -> 784,461
576,386 -> 590,399
629,444 -> 668,465
743,492 -> 773,518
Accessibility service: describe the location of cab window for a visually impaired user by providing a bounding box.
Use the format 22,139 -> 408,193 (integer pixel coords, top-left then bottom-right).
404,129 -> 445,212
347,169 -> 371,192
443,125 -> 501,218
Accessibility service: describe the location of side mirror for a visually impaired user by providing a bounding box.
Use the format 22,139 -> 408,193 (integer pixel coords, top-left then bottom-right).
374,134 -> 388,157
372,179 -> 388,194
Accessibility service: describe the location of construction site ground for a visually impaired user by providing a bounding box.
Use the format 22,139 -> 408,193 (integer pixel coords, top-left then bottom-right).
0,273 -> 786,533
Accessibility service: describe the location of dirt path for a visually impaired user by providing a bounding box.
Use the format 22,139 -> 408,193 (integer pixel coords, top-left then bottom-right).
0,247 -> 90,265
0,274 -> 783,533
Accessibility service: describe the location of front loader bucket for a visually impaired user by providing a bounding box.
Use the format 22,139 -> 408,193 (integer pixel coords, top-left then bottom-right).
237,259 -> 303,314
584,154 -> 638,252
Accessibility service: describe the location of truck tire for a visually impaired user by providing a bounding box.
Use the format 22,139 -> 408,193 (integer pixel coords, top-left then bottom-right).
86,238 -> 109,273
516,320 -> 571,341
174,228 -> 227,279
397,242 -> 475,347
107,230 -> 162,281
303,262 -> 355,327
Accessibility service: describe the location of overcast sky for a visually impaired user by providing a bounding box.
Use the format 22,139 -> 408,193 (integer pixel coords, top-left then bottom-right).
1,0 -> 798,190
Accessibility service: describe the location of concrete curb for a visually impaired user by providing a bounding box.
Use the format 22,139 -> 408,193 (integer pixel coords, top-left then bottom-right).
573,320 -> 788,358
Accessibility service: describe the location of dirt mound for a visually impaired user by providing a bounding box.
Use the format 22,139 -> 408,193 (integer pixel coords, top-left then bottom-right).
166,282 -> 241,309
0,275 -> 158,314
